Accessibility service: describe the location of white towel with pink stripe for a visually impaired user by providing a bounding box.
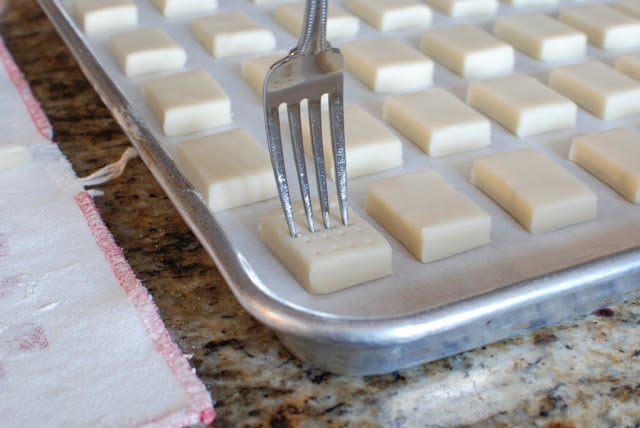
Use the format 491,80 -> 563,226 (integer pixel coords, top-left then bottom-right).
0,37 -> 214,427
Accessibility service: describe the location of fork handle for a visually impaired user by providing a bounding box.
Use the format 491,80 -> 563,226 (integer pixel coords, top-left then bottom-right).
297,0 -> 329,55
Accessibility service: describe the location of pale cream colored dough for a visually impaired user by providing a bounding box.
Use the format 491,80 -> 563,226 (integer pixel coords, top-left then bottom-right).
615,0 -> 640,19
109,27 -> 186,77
420,25 -> 514,79
570,128 -> 640,203
192,11 -> 276,58
0,144 -> 31,171
615,52 -> 640,80
383,88 -> 490,157
301,105 -> 403,180
472,149 -> 597,233
260,199 -> 393,294
72,0 -> 137,34
424,0 -> 498,18
549,61 -> 640,120
558,4 -> 640,51
494,13 -> 587,62
342,38 -> 433,93
242,52 -> 288,96
274,2 -> 360,40
345,0 -> 432,32
467,74 -> 576,137
175,128 -> 277,211
150,0 -> 217,16
367,170 -> 491,263
143,69 -> 231,137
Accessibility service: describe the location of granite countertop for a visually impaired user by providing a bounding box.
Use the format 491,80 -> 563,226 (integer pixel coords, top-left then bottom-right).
2,2 -> 640,427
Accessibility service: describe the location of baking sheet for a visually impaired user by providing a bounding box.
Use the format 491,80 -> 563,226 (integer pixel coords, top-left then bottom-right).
40,0 -> 640,373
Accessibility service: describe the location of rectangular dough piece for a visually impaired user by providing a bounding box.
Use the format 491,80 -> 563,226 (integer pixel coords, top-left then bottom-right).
549,61 -> 640,120
494,13 -> 586,63
242,52 -> 288,96
109,27 -> 186,76
472,149 -> 597,233
274,2 -> 360,40
345,0 -> 432,32
192,11 -> 276,58
175,128 -> 278,211
72,0 -> 137,34
615,52 -> 640,80
260,199 -> 393,294
424,0 -> 497,17
150,0 -> 217,16
342,38 -> 433,93
143,69 -> 231,137
0,144 -> 31,171
383,88 -> 490,156
420,25 -> 514,79
558,4 -> 640,51
467,74 -> 576,138
367,170 -> 491,263
301,105 -> 403,179
570,128 -> 640,203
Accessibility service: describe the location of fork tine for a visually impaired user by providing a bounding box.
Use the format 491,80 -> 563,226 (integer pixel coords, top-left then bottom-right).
329,91 -> 348,227
307,98 -> 332,229
287,102 -> 315,233
265,105 -> 297,237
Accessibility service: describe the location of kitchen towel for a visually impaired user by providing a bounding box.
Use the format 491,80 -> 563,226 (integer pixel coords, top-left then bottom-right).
0,36 -> 214,427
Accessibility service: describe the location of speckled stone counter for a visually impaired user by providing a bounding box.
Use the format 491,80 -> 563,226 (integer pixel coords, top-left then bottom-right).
2,2 -> 640,427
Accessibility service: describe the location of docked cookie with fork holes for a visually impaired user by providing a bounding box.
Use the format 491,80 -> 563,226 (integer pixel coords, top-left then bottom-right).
260,199 -> 392,294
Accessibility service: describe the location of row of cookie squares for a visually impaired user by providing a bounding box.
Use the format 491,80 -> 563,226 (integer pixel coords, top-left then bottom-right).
106,15 -> 278,78
71,0 -> 217,33
173,106 -> 403,211
259,143 -> 608,294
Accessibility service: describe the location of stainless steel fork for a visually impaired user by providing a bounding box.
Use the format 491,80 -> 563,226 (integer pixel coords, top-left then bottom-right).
263,0 -> 348,237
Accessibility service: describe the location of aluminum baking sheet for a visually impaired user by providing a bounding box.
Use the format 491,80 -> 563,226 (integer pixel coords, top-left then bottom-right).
39,0 -> 640,374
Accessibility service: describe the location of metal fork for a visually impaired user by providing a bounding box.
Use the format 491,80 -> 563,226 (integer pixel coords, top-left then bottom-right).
263,0 -> 348,237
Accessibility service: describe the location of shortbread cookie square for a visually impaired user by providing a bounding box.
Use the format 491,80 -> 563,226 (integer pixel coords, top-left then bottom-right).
472,149 -> 597,233
72,0 -> 137,34
558,4 -> 640,51
274,2 -> 360,40
420,25 -> 514,79
384,88 -> 490,157
549,61 -> 640,120
192,11 -> 276,58
494,13 -> 587,62
615,52 -> 640,80
615,0 -> 640,19
150,0 -> 217,16
143,69 -> 231,137
301,105 -> 403,179
570,128 -> 640,203
467,74 -> 576,137
345,0 -> 432,32
109,27 -> 186,76
424,0 -> 498,18
242,52 -> 288,96
176,128 -> 277,211
342,38 -> 433,93
260,200 -> 393,294
367,170 -> 491,263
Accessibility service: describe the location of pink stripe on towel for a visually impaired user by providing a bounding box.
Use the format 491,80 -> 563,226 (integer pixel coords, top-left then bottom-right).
0,37 -> 53,140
